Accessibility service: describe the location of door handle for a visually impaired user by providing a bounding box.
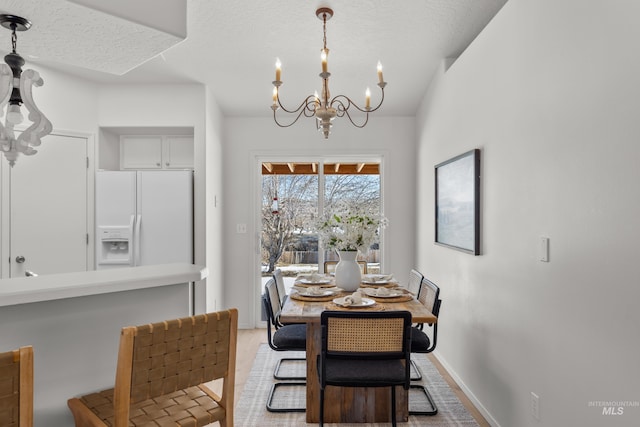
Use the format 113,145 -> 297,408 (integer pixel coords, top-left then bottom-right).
15,255 -> 25,263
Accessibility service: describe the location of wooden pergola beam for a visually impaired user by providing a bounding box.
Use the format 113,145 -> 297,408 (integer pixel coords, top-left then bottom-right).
262,162 -> 379,175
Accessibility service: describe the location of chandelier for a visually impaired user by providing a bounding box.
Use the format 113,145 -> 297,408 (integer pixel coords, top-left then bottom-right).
271,7 -> 387,139
0,14 -> 52,167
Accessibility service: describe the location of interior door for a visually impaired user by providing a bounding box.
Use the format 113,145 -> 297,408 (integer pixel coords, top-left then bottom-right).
9,133 -> 89,277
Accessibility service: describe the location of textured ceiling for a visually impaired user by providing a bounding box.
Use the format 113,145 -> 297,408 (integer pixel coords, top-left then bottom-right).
0,0 -> 186,75
0,0 -> 507,117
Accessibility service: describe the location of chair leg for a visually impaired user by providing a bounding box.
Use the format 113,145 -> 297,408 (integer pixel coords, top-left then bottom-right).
319,387 -> 325,427
410,358 -> 423,381
273,357 -> 306,380
409,384 -> 438,415
391,386 -> 397,427
266,382 -> 306,413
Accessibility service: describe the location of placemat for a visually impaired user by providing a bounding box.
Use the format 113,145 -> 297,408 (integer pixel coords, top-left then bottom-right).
369,293 -> 414,303
293,282 -> 335,288
289,292 -> 337,302
325,302 -> 387,311
359,282 -> 399,288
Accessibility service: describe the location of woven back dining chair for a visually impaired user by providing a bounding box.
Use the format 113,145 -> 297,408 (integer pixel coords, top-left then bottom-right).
409,277 -> 442,415
68,309 -> 238,427
0,345 -> 34,427
406,268 -> 424,295
262,278 -> 306,412
272,268 -> 288,307
318,310 -> 412,427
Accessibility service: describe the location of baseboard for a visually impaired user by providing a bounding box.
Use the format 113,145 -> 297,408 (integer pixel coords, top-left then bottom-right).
432,349 -> 501,427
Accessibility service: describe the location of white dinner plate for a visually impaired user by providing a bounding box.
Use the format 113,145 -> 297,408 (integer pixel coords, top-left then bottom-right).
333,297 -> 376,307
293,285 -> 339,292
361,275 -> 394,285
296,289 -> 336,297
298,278 -> 332,285
361,280 -> 392,285
361,288 -> 404,298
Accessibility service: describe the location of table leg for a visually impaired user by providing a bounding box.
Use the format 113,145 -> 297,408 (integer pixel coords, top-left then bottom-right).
305,321 -> 321,422
305,321 -> 408,423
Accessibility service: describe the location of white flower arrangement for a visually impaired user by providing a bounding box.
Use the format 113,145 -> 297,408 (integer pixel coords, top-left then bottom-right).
316,210 -> 388,253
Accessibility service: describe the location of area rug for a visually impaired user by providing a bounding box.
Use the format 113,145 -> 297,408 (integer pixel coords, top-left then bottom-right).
235,344 -> 479,426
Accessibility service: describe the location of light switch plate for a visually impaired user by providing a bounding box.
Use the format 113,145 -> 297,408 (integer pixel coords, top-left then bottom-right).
539,237 -> 549,262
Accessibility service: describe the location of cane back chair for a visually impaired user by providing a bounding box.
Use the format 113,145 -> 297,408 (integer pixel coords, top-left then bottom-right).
410,277 -> 442,415
262,278 -> 306,412
318,311 -> 412,426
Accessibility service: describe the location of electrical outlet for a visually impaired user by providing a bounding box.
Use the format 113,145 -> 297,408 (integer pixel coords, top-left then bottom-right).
531,392 -> 540,420
236,223 -> 247,234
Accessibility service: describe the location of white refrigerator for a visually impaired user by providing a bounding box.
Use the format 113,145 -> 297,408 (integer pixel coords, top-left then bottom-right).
95,170 -> 193,269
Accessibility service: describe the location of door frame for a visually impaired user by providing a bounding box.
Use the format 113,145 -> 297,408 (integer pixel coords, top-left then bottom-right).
0,129 -> 95,278
251,151 -> 386,327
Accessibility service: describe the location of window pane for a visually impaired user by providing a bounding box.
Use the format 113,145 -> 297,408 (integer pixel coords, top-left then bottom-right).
323,172 -> 381,273
261,172 -> 318,275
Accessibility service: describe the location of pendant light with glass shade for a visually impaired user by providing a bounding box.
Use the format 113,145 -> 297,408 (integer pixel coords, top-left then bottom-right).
0,14 -> 52,167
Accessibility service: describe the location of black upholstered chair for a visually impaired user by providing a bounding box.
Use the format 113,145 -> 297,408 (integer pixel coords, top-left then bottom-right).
264,278 -> 306,379
262,278 -> 306,412
318,310 -> 412,426
409,276 -> 442,415
405,268 -> 425,380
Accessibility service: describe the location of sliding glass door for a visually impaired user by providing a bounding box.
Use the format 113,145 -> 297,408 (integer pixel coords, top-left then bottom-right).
260,160 -> 382,290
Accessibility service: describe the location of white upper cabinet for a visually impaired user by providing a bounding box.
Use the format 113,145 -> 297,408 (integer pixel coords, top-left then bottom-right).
120,135 -> 193,170
164,136 -> 194,169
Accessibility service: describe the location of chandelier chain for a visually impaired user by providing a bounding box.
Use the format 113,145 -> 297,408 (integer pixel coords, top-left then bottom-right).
11,24 -> 17,53
322,13 -> 327,50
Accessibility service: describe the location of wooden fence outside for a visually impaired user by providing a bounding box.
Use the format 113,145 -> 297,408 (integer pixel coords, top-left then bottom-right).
279,250 -> 380,265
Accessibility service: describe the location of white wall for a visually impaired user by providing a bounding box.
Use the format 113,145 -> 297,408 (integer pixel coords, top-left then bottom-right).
416,0 -> 640,426
30,65 -> 100,134
223,116 -> 416,328
205,87 -> 224,312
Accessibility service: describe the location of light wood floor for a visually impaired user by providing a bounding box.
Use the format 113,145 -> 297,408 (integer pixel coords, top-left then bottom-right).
234,328 -> 490,426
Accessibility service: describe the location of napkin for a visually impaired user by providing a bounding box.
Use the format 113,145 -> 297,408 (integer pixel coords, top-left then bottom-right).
343,291 -> 363,306
367,274 -> 394,282
376,287 -> 391,296
307,286 -> 323,295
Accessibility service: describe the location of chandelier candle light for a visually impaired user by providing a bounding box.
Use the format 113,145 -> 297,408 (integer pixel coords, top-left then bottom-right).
271,7 -> 387,139
0,14 -> 52,167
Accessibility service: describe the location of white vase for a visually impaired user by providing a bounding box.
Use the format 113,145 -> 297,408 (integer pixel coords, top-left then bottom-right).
334,250 -> 362,291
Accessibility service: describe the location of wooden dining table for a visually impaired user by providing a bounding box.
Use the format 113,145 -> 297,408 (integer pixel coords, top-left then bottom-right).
279,283 -> 438,423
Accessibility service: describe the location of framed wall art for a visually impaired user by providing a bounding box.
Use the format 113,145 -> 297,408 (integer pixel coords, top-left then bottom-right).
434,149 -> 480,255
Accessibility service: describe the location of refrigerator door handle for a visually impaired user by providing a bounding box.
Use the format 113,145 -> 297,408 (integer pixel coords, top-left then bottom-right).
128,215 -> 136,266
134,214 -> 142,266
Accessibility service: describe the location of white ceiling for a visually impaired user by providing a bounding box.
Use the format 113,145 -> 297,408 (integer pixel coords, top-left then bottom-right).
0,0 -> 507,117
